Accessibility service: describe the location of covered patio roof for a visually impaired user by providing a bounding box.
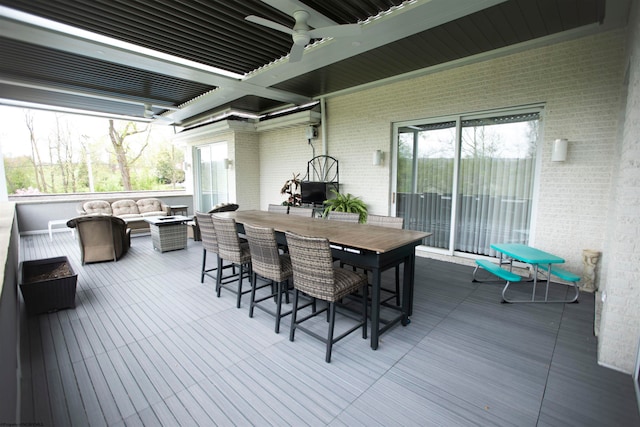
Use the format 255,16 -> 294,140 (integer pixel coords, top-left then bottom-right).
0,0 -> 627,128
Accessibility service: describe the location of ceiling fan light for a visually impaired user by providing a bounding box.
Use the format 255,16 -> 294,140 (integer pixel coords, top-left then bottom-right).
143,103 -> 154,118
292,33 -> 310,46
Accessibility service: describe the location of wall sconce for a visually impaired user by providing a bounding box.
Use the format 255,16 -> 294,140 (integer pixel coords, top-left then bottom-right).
373,150 -> 383,166
223,158 -> 232,169
551,139 -> 568,162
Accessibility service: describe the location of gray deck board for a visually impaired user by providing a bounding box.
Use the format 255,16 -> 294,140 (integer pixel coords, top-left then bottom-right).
85,355 -> 123,425
95,351 -> 138,419
73,359 -> 108,426
18,232 -> 640,426
162,395 -> 198,426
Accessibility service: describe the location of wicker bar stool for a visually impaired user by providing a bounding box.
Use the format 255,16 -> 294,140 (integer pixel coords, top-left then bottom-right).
366,214 -> 405,306
288,207 -> 314,217
326,211 -> 360,223
267,204 -> 289,214
339,214 -> 405,305
195,212 -> 219,284
285,231 -> 368,363
189,203 -> 239,242
196,212 -> 239,289
244,224 -> 295,333
211,215 -> 253,308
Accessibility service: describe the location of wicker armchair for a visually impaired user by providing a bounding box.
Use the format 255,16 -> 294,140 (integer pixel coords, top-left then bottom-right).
67,215 -> 131,265
285,231 -> 368,363
211,215 -> 252,308
244,224 -> 294,333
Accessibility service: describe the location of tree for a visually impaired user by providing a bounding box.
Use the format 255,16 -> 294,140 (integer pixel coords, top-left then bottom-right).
49,114 -> 78,193
78,135 -> 94,192
5,109 -> 179,194
108,120 -> 150,191
155,147 -> 184,187
4,156 -> 35,194
24,111 -> 48,192
461,125 -> 502,159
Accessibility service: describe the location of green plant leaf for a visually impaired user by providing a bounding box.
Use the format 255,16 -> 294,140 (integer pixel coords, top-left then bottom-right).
322,189 -> 368,222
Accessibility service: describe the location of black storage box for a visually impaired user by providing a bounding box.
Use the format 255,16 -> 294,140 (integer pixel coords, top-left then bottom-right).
19,256 -> 77,314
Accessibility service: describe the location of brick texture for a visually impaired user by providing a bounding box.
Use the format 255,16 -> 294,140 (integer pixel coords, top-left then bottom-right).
598,2 -> 640,373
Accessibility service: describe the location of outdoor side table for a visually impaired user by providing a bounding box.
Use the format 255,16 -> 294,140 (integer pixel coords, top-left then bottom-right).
169,205 -> 188,216
144,216 -> 190,252
48,219 -> 75,241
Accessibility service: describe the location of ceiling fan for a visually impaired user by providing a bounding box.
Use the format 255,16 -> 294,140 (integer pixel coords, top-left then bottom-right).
246,10 -> 361,62
143,103 -> 173,123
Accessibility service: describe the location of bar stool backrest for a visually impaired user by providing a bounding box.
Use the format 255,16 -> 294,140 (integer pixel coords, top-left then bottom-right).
366,214 -> 404,229
244,223 -> 291,282
326,211 -> 359,223
211,215 -> 247,264
195,212 -> 218,253
288,207 -> 314,217
267,204 -> 289,214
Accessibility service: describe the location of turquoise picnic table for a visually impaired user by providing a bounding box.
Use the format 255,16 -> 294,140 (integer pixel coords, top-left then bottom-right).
490,243 -> 580,303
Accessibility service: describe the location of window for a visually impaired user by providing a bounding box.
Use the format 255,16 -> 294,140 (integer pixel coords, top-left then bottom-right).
393,107 -> 541,256
194,142 -> 229,211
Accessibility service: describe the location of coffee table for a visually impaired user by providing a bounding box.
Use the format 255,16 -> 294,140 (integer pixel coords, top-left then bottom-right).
144,215 -> 190,252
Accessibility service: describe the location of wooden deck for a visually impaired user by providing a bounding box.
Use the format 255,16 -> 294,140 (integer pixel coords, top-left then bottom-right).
18,232 -> 640,426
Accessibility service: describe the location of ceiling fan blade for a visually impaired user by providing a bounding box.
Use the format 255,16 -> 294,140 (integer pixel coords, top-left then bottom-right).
245,15 -> 294,35
289,43 -> 304,62
308,23 -> 361,39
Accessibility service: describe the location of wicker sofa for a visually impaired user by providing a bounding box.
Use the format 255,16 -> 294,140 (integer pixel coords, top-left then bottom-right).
76,198 -> 171,232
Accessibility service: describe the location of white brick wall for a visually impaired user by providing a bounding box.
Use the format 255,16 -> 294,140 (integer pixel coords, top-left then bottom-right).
325,30 -> 626,276
256,29 -> 636,371
598,1 -> 640,373
258,126 -> 320,209
257,30 -> 626,273
174,125 -> 260,210
233,131 -> 260,210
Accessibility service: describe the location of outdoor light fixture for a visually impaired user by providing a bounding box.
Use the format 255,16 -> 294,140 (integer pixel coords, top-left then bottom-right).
373,150 -> 383,166
223,158 -> 232,169
552,139 -> 568,162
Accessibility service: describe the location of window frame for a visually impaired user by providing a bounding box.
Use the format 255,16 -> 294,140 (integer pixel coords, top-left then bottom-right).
391,104 -> 545,257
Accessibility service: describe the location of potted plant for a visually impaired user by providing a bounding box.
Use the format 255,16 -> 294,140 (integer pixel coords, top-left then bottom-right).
280,172 -> 302,206
19,256 -> 77,314
322,189 -> 368,223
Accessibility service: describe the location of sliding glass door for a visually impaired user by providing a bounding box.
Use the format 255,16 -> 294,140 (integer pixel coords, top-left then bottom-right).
396,121 -> 456,250
194,142 -> 228,212
393,108 -> 540,256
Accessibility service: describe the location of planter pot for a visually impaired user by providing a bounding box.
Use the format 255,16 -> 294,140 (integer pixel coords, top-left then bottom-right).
19,256 -> 77,315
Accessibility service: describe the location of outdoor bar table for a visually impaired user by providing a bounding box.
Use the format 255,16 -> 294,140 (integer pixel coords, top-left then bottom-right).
215,210 -> 431,350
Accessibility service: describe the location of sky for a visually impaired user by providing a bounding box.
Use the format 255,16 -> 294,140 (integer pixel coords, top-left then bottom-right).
0,105 -> 176,159
0,106 -> 108,157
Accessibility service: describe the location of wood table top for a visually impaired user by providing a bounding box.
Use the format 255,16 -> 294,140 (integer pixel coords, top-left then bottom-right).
214,210 -> 431,253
